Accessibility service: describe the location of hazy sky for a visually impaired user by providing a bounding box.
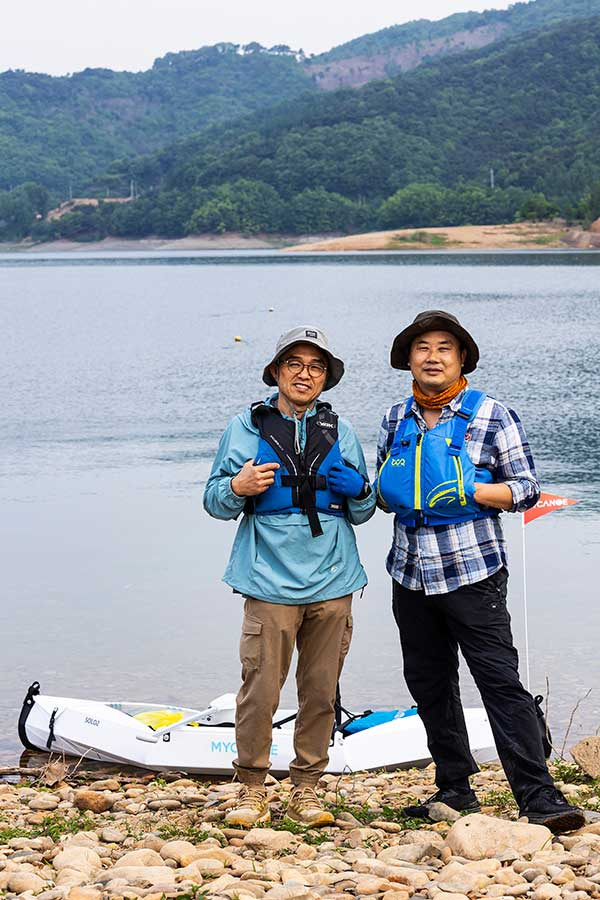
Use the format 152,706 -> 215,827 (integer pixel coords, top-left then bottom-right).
2,0 -> 517,76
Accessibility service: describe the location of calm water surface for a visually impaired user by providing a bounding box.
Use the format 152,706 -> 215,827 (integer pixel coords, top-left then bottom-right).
1,251 -> 599,764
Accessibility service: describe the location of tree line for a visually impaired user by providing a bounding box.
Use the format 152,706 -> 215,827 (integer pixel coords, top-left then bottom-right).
6,178 -> 595,243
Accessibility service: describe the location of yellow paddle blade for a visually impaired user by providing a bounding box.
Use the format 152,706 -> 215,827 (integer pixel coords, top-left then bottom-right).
134,710 -> 183,729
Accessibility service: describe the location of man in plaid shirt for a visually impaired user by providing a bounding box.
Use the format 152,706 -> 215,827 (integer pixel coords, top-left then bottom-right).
377,310 -> 583,832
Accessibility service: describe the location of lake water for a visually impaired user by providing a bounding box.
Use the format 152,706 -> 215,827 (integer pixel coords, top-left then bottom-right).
1,250 -> 599,766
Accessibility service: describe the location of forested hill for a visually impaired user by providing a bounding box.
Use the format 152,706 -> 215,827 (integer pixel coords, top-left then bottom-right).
61,14 -> 598,239
306,0 -> 600,88
0,46 -> 314,192
2,0 -> 600,195
129,16 -> 600,204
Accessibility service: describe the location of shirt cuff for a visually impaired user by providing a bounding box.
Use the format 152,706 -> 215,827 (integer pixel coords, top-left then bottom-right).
222,478 -> 247,512
506,479 -> 538,513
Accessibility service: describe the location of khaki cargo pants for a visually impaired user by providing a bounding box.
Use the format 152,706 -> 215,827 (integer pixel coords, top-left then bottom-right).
233,594 -> 353,786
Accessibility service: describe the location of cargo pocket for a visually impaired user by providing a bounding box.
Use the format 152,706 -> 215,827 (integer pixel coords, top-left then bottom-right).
338,614 -> 353,670
240,617 -> 263,673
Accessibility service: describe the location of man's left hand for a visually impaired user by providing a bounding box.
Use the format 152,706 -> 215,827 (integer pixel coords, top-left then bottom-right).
328,464 -> 367,499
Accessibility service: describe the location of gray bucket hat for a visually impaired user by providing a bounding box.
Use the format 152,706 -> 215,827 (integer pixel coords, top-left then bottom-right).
263,326 -> 345,391
390,309 -> 480,374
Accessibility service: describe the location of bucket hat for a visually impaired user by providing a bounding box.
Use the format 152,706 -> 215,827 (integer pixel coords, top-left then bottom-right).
390,310 -> 479,373
263,326 -> 345,391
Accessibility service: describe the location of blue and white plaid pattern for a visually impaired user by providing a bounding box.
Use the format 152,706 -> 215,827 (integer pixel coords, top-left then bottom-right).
377,390 -> 540,595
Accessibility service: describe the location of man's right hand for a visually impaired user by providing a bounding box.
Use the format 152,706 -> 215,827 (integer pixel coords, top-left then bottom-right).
231,460 -> 280,497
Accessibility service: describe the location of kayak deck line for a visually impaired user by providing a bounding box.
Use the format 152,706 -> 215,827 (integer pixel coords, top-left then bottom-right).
19,681 -> 498,775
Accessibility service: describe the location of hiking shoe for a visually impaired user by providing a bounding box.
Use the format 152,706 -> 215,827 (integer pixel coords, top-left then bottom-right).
286,785 -> 334,827
519,787 -> 585,833
224,784 -> 270,827
403,787 -> 481,819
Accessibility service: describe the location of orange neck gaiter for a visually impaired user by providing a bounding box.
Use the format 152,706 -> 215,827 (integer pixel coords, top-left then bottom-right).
413,375 -> 468,410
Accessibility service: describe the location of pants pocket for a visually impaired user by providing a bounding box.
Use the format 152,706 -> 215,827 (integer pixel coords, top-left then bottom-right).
240,617 -> 263,672
339,614 -> 353,666
473,567 -> 508,612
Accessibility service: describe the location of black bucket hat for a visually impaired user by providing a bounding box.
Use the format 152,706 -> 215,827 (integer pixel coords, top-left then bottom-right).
263,325 -> 345,391
390,310 -> 479,374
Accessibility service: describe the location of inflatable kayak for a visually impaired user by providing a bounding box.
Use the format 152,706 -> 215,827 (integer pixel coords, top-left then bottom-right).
19,682 -> 497,775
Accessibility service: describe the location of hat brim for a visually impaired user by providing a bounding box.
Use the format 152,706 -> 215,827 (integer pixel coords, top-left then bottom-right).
390,316 -> 479,374
263,341 -> 344,391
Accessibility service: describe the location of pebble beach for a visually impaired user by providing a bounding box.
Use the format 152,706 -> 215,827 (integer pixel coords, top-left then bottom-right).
2,760 -> 600,900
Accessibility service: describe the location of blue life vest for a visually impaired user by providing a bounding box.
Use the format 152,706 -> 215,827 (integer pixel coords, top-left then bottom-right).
376,389 -> 497,527
248,401 -> 347,538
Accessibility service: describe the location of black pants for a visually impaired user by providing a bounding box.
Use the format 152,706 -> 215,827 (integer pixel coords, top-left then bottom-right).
392,568 -> 554,808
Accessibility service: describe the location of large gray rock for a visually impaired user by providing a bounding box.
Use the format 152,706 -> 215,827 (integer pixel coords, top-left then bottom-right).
427,802 -> 461,823
29,796 -> 60,812
264,885 -> 316,900
159,840 -> 196,864
175,858 -> 224,880
7,872 -> 48,893
242,829 -> 297,852
53,846 -> 102,875
397,829 -> 445,849
114,848 -> 164,867
99,827 -> 126,844
435,862 -> 492,894
445,814 -> 552,860
378,842 -> 441,863
97,865 -> 176,886
571,737 -> 600,778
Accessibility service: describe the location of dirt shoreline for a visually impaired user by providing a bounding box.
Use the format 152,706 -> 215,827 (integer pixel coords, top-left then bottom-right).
2,223 -> 599,254
284,222 -> 580,252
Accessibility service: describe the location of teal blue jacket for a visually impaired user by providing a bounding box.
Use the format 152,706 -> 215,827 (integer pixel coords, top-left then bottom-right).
203,395 -> 375,604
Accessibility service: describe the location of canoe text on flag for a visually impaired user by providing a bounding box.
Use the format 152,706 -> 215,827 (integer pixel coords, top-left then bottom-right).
524,492 -> 579,525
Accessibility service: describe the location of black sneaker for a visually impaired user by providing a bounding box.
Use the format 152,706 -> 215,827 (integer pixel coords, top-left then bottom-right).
519,787 -> 585,833
402,787 -> 481,819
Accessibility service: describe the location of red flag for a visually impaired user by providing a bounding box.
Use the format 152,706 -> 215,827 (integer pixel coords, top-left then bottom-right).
524,492 -> 579,525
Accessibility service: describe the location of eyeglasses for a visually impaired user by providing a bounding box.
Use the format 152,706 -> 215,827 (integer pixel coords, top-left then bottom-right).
280,358 -> 327,378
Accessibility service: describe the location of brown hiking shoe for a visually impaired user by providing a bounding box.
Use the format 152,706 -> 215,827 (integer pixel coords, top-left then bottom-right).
286,785 -> 334,827
224,784 -> 270,827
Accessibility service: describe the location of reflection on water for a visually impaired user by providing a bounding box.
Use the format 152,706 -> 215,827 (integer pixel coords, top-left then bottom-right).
0,253 -> 598,764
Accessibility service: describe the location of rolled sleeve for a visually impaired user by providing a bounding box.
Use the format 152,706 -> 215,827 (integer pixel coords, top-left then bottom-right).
493,406 -> 540,513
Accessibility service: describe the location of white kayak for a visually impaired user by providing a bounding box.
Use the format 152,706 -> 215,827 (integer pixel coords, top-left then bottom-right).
19,682 -> 497,775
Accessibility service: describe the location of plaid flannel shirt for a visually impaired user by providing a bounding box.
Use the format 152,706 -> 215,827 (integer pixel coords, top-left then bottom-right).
377,389 -> 540,595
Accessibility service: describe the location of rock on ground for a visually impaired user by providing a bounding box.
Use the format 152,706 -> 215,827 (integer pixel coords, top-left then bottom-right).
445,813 -> 553,859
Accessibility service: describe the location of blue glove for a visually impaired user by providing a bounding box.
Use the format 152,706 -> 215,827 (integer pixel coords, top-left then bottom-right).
328,463 -> 367,499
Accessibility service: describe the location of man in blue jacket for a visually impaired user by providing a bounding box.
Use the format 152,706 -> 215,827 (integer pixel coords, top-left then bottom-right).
376,309 -> 584,833
204,326 -> 375,827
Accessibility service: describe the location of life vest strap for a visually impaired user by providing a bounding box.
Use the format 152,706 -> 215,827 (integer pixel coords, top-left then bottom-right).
448,389 -> 485,455
386,398 -> 415,453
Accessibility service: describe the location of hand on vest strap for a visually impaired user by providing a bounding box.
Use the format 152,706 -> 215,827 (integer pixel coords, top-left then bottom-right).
328,463 -> 366,499
231,459 -> 280,497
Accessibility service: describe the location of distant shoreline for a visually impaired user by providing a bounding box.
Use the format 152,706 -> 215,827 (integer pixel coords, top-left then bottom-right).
1,222 -> 598,253
285,222 -> 600,252
0,234 -> 315,253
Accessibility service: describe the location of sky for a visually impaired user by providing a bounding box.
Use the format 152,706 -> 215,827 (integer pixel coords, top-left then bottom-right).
2,0 -> 517,76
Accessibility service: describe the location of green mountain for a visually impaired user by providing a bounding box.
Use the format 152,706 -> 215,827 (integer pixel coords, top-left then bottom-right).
134,16 -> 600,200
307,0 -> 600,88
2,0 -> 600,197
0,45 -> 314,193
73,14 -> 599,238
